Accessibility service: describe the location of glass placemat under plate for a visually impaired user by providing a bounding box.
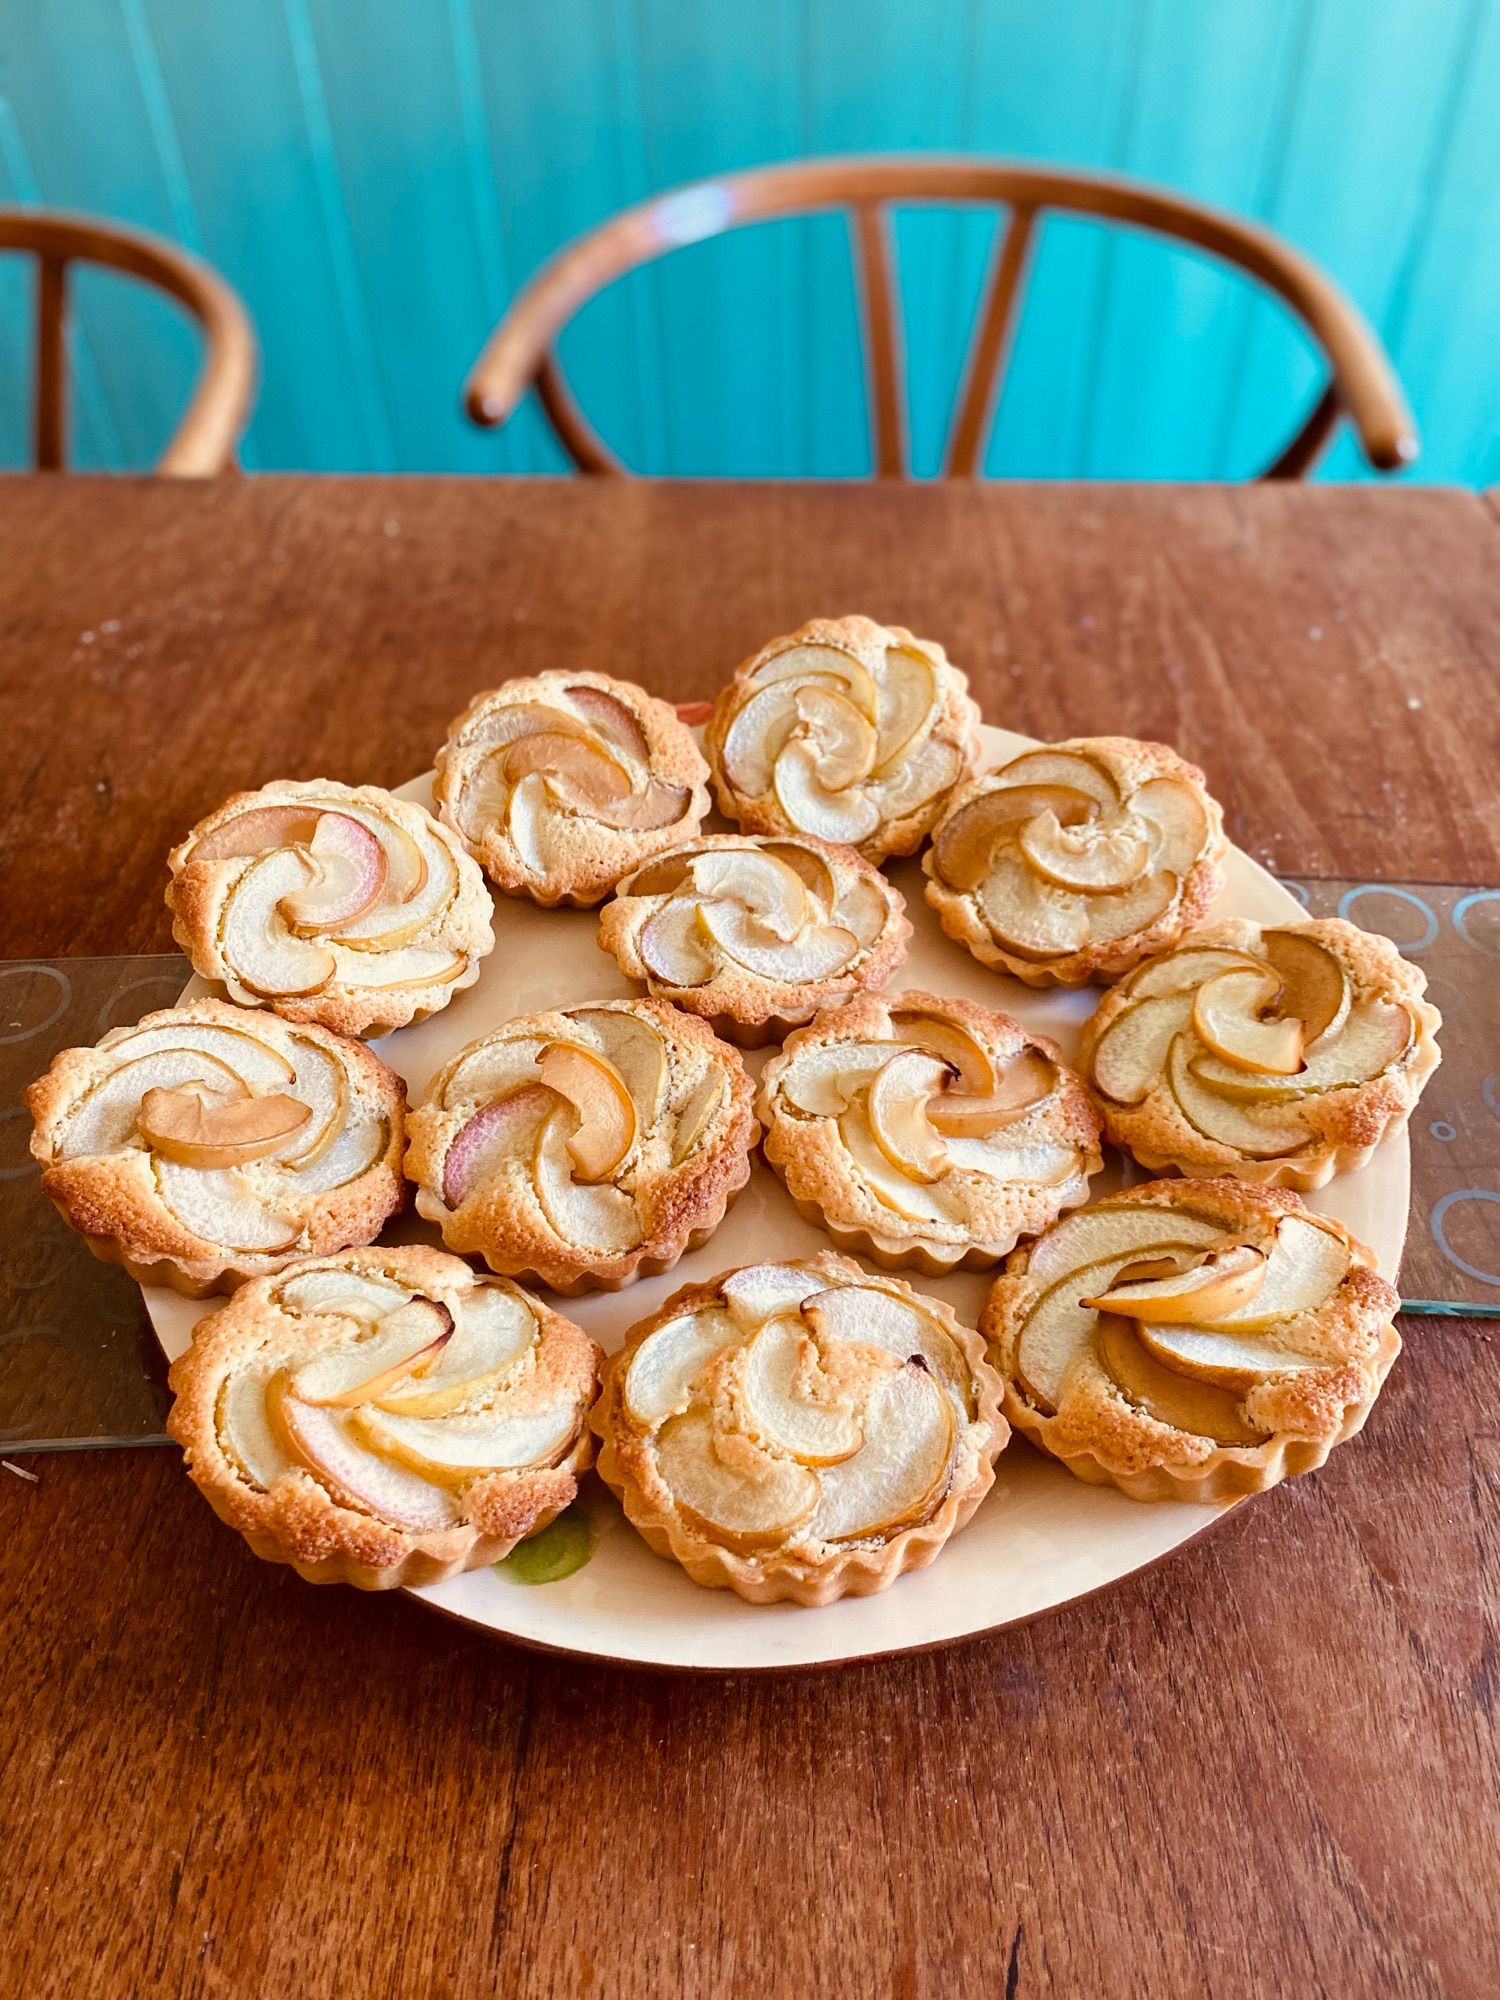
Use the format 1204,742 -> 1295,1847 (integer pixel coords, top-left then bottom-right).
0,893 -> 1494,1452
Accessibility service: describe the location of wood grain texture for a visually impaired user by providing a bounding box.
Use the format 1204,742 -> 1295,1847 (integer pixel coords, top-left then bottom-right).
1,478 -> 1498,1997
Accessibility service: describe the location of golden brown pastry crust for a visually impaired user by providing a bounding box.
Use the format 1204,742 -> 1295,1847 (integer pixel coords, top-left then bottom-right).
596,832 -> 912,1047
26,998 -> 407,1297
434,670 -> 711,907
167,1245 -> 601,1589
404,998 -> 758,1294
704,615 -> 981,863
757,990 -> 1103,1274
166,781 -> 494,1038
1077,917 -> 1442,1190
923,737 -> 1227,987
593,1252 -> 1008,1605
981,1179 -> 1400,1503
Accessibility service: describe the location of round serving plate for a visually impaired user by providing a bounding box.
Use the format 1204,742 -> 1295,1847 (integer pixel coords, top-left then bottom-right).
146,726 -> 1409,1672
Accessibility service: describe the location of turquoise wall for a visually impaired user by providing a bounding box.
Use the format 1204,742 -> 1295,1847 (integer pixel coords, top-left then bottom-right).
1,1 -> 1496,481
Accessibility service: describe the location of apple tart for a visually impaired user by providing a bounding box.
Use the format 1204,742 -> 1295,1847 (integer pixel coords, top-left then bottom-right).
704,615 -> 981,862
1078,918 -> 1441,1190
434,670 -> 711,907
593,1253 -> 1007,1604
982,1179 -> 1400,1503
168,1246 -> 601,1588
405,998 -> 757,1294
923,738 -> 1226,986
166,781 -> 494,1039
26,999 -> 406,1296
758,992 -> 1102,1274
597,833 -> 911,1046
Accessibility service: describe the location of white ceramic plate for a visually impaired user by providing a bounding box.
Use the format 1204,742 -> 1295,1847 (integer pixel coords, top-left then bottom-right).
146,728 -> 1408,1671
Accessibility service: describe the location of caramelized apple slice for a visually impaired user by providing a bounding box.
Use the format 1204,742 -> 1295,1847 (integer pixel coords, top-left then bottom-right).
835,874 -> 891,948
1019,809 -> 1149,892
564,682 -> 650,759
334,830 -> 458,951
623,1307 -> 735,1425
505,729 -> 631,805
532,1111 -> 643,1251
888,1011 -> 994,1096
617,849 -> 696,899
1136,1322 -> 1320,1390
59,1048 -> 244,1158
278,812 -> 388,934
374,1283 -> 537,1417
872,735 -> 962,816
287,1300 -> 454,1408
773,740 -> 882,844
866,1050 -> 948,1182
1190,1000 -> 1412,1100
443,1084 -> 557,1207
1081,1244 -> 1267,1323
459,700 -> 585,751
1167,1034 -> 1307,1157
1203,1214 -> 1349,1330
455,750 -> 511,840
189,803 -> 322,864
1089,993 -> 1193,1104
932,786 -> 1096,892
572,1008 -> 668,1126
656,1405 -> 820,1551
220,849 -> 338,998
1094,1314 -> 1264,1445
927,1047 -> 1056,1136
1263,930 -> 1349,1043
1082,869 -> 1179,945
873,645 -> 938,772
284,1115 -> 387,1194
1133,777 -> 1211,875
1192,967 -> 1304,1076
536,1042 -> 636,1183
996,749 -> 1120,810
355,1403 -> 581,1485
806,1362 -> 955,1542
762,839 -> 837,907
589,780 -> 691,831
740,1319 -> 864,1465
137,1086 -> 311,1169
1014,1258 -> 1122,1410
268,1378 -> 460,1529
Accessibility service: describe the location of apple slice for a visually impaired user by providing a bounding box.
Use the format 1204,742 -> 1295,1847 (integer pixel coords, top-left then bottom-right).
838,1109 -> 951,1223
698,900 -> 859,982
806,1363 -> 955,1542
1122,948 -> 1267,1003
617,849 -> 696,899
333,830 -> 458,952
1167,1033 -> 1307,1157
721,682 -> 810,794
459,699 -> 584,751
218,1368 -> 293,1489
1133,777 -> 1211,875
1019,809 -> 1150,892
802,1284 -> 970,1389
268,1379 -> 460,1529
572,1009 -> 668,1127
1094,1314 -> 1265,1444
1190,1000 -> 1412,1100
564,682 -> 650,760
1136,1322 -> 1321,1390
941,1137 -> 1080,1185
873,644 -> 939,772
740,1318 -> 864,1465
779,1041 -> 896,1116
793,685 -> 877,789
441,1037 -> 545,1109
137,1086 -> 311,1168
328,945 -> 469,992
866,1050 -> 949,1182
536,1042 -> 636,1183
154,1161 -> 300,1253
747,643 -> 878,717
278,812 -> 388,934
1088,993 -> 1192,1104
672,1068 -> 726,1165
277,1267 -> 412,1321
505,770 -> 561,875
1081,869 -> 1178,945
1192,967 -> 1304,1076
1263,930 -> 1349,1043
773,740 -> 882,844
1203,1214 -> 1350,1330
59,1048 -> 244,1158
720,1263 -> 824,1327
1024,1204 -> 1224,1286
284,1115 -> 388,1194
690,848 -> 808,939
107,1020 -> 295,1085
443,1084 -> 557,1207
220,849 -> 339,997
533,1110 -> 643,1251
287,1299 -> 454,1407
1015,1258 -> 1123,1410
639,899 -> 716,985
932,785 -> 1095,892
455,750 -> 511,840
655,1406 -> 820,1551
1081,1243 -> 1267,1323
278,1036 -> 347,1167
927,1047 -> 1056,1137
590,780 -> 692,831
374,1283 -> 538,1418
835,874 -> 890,947
873,735 -> 963,816
189,803 -> 322,864
623,1307 -> 736,1426
763,839 -> 837,906
977,852 -> 1091,958
889,1012 -> 994,1096
506,729 -> 631,805
354,1403 -> 581,1485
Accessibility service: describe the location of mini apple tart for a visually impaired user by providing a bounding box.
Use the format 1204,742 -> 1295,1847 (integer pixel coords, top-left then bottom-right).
168,1246 -> 601,1589
758,992 -> 1102,1274
434,671 -> 711,907
593,1253 -> 1007,1604
597,833 -> 911,1046
923,738 -> 1226,986
406,998 -> 757,1294
704,615 -> 981,862
26,998 -> 406,1296
167,780 -> 494,1039
1078,918 -> 1441,1190
982,1179 -> 1400,1503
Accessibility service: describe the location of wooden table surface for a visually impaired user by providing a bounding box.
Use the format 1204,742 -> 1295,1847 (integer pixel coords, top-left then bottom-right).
2,479 -> 1497,1999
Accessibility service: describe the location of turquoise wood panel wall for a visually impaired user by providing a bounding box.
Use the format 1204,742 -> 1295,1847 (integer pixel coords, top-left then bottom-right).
0,0 -> 1495,481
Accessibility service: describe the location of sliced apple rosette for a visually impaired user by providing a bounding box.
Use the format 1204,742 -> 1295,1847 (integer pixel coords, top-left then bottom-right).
25,998 -> 407,1296
405,998 -> 758,1294
757,991 -> 1103,1275
1077,917 -> 1442,1190
704,615 -> 981,863
597,833 -> 911,1045
981,1179 -> 1401,1503
166,1245 -> 602,1588
593,1252 -> 1007,1604
433,670 -> 711,907
166,780 -> 494,1038
923,737 -> 1227,986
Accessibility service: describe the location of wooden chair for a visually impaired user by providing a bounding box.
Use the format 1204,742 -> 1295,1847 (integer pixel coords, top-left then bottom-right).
1,209 -> 257,474
465,157 -> 1417,480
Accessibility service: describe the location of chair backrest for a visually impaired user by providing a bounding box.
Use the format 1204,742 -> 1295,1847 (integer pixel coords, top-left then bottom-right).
0,209 -> 257,475
465,156 -> 1417,481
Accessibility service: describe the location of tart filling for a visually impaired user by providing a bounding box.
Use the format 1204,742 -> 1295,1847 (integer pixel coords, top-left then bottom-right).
1078,917 -> 1442,1189
923,738 -> 1226,986
598,833 -> 911,1041
434,671 -> 711,906
593,1252 -> 1007,1604
405,998 -> 758,1293
167,1246 -> 601,1588
981,1179 -> 1401,1502
25,998 -> 406,1295
758,991 -> 1102,1272
704,615 -> 981,862
167,781 -> 494,1037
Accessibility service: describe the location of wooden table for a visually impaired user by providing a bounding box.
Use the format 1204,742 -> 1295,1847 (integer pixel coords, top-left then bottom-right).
3,479 -> 1497,1999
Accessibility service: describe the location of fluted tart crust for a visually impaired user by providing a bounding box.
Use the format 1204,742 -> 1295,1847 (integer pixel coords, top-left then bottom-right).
26,998 -> 407,1296
593,1252 -> 1008,1604
168,1246 -> 601,1588
758,991 -> 1103,1274
434,670 -> 711,907
704,615 -> 981,863
597,832 -> 911,1046
923,737 -> 1226,987
167,780 -> 494,1038
1077,917 -> 1441,1190
981,1179 -> 1401,1504
405,998 -> 758,1294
